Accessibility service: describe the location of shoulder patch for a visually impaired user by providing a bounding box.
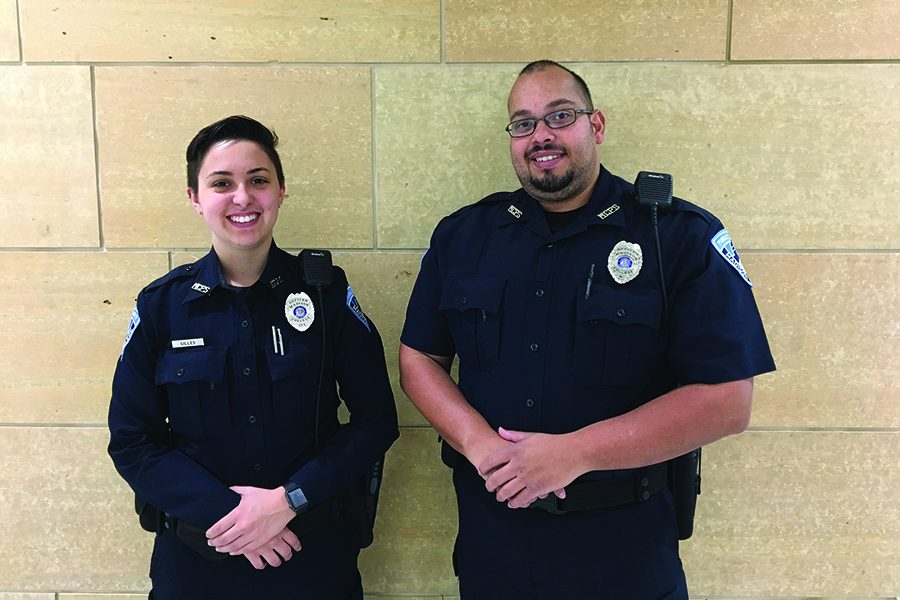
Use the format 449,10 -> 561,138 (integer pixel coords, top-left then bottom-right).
120,305 -> 141,360
711,228 -> 752,287
346,285 -> 371,332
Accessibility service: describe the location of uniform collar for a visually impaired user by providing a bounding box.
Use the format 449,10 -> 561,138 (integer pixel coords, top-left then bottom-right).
497,166 -> 627,238
182,240 -> 298,303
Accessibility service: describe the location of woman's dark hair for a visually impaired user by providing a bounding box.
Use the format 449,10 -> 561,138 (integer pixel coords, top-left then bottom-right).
186,115 -> 285,191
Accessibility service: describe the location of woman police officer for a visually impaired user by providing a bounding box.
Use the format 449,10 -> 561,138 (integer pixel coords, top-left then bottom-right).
108,115 -> 398,599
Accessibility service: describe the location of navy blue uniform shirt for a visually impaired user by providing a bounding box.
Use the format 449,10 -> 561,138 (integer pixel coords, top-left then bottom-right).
402,167 -> 774,439
109,241 -> 398,532
401,167 -> 775,598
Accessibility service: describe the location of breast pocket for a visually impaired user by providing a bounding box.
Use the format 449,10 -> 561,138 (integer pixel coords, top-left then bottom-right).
438,276 -> 506,372
574,286 -> 664,386
156,347 -> 229,438
265,344 -> 316,429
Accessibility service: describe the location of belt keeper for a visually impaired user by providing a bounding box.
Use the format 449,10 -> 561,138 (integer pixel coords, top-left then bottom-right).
636,472 -> 652,502
530,494 -> 567,515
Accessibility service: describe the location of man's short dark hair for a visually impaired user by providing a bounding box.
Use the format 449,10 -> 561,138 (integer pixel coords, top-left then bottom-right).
186,115 -> 285,191
519,60 -> 594,110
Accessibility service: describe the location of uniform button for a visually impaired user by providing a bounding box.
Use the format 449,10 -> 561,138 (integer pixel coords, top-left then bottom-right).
176,368 -> 184,377
616,308 -> 627,318
248,416 -> 257,424
529,343 -> 539,352
535,288 -> 544,298
243,367 -> 251,376
254,463 -> 262,471
525,398 -> 535,408
185,265 -> 192,272
640,477 -> 649,487
460,296 -> 467,305
241,319 -> 249,328
546,243 -> 554,248
641,490 -> 651,501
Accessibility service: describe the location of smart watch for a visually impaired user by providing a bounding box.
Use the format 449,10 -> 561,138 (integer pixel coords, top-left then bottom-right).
283,481 -> 309,514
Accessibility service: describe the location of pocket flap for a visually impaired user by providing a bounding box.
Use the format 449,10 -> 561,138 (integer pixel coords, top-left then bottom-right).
156,347 -> 227,385
266,345 -> 314,381
438,276 -> 506,313
577,286 -> 662,330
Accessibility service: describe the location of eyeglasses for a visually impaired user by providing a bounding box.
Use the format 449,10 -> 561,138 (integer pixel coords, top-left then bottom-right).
505,108 -> 593,138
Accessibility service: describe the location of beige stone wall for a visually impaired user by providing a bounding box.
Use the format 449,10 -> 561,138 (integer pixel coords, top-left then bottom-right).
1,1 -> 898,598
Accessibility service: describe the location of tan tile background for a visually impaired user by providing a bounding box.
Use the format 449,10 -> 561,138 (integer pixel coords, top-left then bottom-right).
0,0 -> 18,61
96,66 -> 373,250
0,66 -> 98,247
1,0 -> 898,597
747,253 -> 900,428
376,63 -> 900,250
445,0 -> 727,62
683,431 -> 900,596
375,65 -> 521,248
0,253 -> 168,423
732,0 -> 900,60
20,0 -> 440,63
0,427 -> 151,591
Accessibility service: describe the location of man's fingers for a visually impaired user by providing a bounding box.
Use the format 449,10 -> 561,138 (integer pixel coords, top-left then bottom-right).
495,477 -> 527,503
497,427 -> 530,443
506,487 -> 539,509
484,464 -> 517,493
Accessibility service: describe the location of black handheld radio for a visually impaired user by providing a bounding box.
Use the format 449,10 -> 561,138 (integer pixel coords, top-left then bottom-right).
299,249 -> 384,546
633,172 -> 701,541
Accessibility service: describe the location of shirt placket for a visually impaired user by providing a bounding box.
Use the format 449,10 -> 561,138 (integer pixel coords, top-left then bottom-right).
232,292 -> 267,479
521,240 -> 557,430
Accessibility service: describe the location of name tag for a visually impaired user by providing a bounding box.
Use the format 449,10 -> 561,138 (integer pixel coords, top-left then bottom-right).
171,338 -> 205,349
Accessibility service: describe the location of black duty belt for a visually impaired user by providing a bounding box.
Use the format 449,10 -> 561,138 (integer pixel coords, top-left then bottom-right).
164,497 -> 344,561
529,462 -> 668,515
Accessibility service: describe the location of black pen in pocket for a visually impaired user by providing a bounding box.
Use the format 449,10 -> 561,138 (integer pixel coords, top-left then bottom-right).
584,263 -> 595,300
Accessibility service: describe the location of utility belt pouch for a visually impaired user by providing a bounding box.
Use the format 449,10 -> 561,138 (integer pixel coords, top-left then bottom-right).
135,495 -> 224,561
343,456 -> 385,548
439,436 -> 460,468
669,448 -> 701,540
171,517 -> 227,561
134,496 -> 162,533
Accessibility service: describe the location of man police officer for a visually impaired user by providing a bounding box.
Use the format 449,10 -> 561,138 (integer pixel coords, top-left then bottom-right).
399,61 -> 775,598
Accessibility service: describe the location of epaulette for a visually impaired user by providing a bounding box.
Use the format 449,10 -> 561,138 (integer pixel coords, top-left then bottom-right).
443,190 -> 516,220
667,196 -> 718,225
142,260 -> 201,294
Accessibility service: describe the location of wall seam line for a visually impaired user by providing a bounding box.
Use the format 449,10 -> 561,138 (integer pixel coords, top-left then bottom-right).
440,0 -> 446,64
725,0 -> 734,62
90,65 -> 105,249
14,0 -> 23,62
370,65 -> 378,250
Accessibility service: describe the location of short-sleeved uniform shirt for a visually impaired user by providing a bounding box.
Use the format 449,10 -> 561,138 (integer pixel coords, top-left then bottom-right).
401,167 -> 775,599
109,241 -> 398,600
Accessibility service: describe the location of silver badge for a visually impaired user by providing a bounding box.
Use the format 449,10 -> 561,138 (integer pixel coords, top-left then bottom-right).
285,292 -> 315,332
607,241 -> 643,284
191,282 -> 210,294
508,205 -> 523,219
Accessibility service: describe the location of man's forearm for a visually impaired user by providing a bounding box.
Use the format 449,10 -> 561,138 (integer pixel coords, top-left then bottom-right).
398,343 -> 504,466
572,379 -> 753,472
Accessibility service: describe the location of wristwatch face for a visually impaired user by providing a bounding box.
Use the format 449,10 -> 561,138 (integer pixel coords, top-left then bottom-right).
286,486 -> 309,513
